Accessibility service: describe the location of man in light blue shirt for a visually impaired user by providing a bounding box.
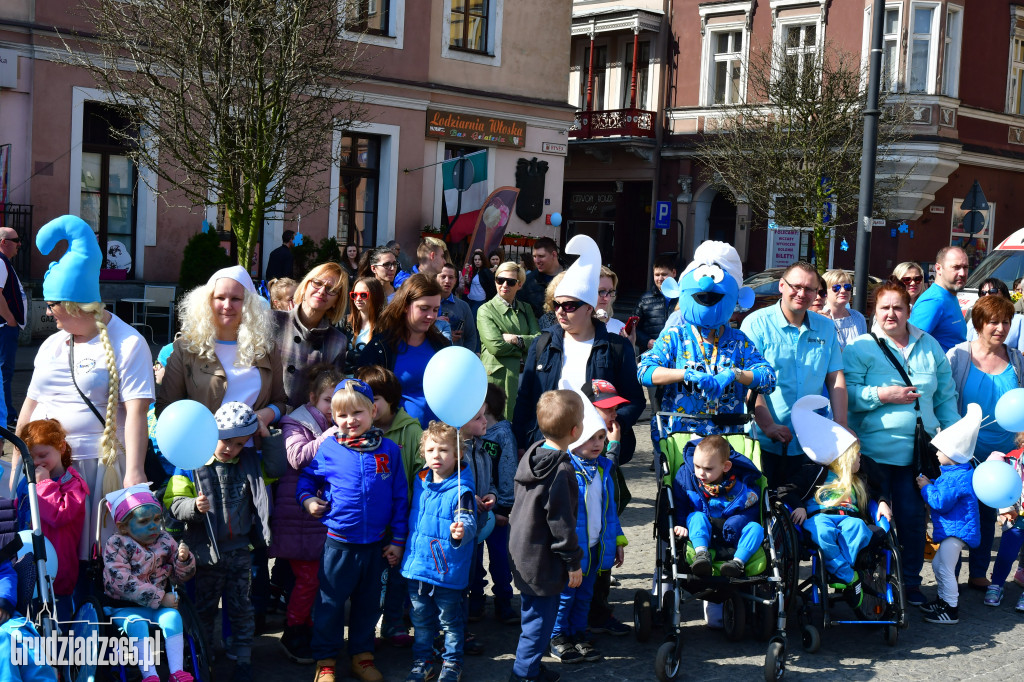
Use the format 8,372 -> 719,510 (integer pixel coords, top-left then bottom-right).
908,246 -> 969,353
740,262 -> 847,489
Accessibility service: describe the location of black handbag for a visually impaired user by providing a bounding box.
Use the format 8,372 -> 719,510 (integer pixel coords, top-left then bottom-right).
870,333 -> 942,480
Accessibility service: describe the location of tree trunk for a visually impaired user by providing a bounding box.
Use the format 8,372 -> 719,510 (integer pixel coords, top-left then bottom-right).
813,224 -> 830,274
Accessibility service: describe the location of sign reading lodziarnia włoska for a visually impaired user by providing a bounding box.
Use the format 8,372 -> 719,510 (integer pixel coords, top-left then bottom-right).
426,109 -> 526,148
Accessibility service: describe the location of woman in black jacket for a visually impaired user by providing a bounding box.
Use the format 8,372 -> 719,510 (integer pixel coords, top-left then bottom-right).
461,248 -> 496,317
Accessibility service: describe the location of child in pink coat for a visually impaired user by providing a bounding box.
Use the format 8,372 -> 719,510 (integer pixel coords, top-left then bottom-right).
16,418 -> 88,622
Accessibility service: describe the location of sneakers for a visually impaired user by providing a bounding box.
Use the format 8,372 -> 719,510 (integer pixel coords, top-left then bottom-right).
923,599 -> 959,624
464,633 -> 485,656
495,602 -> 521,625
690,549 -> 712,576
905,587 -> 927,606
168,672 -> 194,682
984,585 -> 1004,607
405,660 -> 437,682
588,617 -> 631,636
351,653 -> 384,682
844,572 -> 863,609
719,558 -> 746,578
1016,592 -> 1024,612
572,635 -> 602,662
280,624 -> 314,664
314,658 -> 336,682
1015,568 -> 1024,588
438,662 -> 462,682
549,635 -> 584,664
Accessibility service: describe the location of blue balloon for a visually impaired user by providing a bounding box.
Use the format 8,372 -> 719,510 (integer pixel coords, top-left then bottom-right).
550,212 -> 562,227
423,346 -> 487,427
995,388 -> 1024,432
156,400 -> 219,471
973,460 -> 1023,509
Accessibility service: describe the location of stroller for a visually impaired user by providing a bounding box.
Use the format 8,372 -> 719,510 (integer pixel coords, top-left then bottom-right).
633,411 -> 798,682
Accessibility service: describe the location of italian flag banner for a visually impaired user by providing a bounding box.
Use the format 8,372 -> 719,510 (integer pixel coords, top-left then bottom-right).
443,150 -> 488,242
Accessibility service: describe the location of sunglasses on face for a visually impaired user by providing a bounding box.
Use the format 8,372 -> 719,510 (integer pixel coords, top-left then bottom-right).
2,238 -> 19,244
374,261 -> 398,270
349,291 -> 369,301
495,277 -> 518,286
901,275 -> 924,285
979,288 -> 1001,296
831,283 -> 853,293
552,300 -> 585,313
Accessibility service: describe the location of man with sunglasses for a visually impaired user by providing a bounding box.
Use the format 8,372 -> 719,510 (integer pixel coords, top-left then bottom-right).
740,261 -> 847,489
0,227 -> 25,426
909,246 -> 969,353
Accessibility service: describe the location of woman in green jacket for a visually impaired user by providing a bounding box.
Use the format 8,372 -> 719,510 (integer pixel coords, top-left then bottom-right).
478,261 -> 540,421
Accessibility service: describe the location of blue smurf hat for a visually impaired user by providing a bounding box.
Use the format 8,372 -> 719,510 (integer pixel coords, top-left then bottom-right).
36,215 -> 103,303
157,343 -> 175,367
334,378 -> 375,405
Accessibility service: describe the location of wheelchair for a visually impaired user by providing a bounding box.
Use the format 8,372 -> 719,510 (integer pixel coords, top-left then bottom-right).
633,411 -> 799,682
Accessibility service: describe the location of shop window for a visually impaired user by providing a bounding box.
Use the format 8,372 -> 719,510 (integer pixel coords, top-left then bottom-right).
344,0 -> 391,36
337,133 -> 381,249
622,41 -> 651,109
80,102 -> 138,276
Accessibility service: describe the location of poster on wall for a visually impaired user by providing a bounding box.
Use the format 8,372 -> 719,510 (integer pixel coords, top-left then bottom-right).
466,187 -> 520,258
950,198 -> 996,270
766,228 -> 801,269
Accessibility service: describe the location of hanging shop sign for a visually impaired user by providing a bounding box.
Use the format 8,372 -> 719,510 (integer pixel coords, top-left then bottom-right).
426,109 -> 526,148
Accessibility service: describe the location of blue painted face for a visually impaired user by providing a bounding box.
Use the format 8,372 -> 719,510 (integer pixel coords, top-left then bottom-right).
123,504 -> 163,546
677,263 -> 749,330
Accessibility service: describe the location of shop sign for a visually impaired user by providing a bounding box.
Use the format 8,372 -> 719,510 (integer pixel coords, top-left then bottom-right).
541,142 -> 567,155
569,191 -> 617,217
426,109 -> 526,148
0,50 -> 16,89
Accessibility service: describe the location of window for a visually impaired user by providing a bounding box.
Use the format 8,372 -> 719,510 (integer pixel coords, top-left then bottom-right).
882,8 -> 901,91
710,30 -> 743,105
1010,37 -> 1024,114
908,3 -> 938,93
622,41 -> 650,109
942,6 -> 963,97
450,0 -> 488,53
344,0 -> 390,36
337,133 -> 381,249
80,102 -> 138,276
579,44 -> 608,110
780,22 -> 818,93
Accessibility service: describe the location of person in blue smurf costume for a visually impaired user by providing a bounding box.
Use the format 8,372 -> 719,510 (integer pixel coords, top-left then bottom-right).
638,241 -> 776,443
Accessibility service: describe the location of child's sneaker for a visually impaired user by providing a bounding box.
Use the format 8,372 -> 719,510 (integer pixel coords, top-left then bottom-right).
842,572 -> 863,609
984,585 -> 1004,607
1015,567 -> 1024,587
438,662 -> 462,682
549,635 -> 584,664
923,599 -> 959,624
405,660 -> 437,682
169,672 -> 195,682
314,658 -> 336,682
690,549 -> 712,576
572,635 -> 602,662
351,653 -> 384,682
719,558 -> 745,578
1016,593 -> 1024,613
588,617 -> 631,636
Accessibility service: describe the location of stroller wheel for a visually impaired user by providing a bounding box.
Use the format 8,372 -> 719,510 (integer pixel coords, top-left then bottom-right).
63,596 -> 103,682
634,590 -> 653,642
763,639 -> 786,682
723,594 -> 746,642
883,624 -> 899,647
801,624 -> 821,653
655,640 -> 681,682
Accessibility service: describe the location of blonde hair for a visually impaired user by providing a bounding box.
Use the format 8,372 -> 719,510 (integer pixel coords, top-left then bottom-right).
177,282 -> 275,366
63,301 -> 122,466
598,265 -> 618,317
543,271 -> 567,314
695,434 -> 730,464
294,262 -> 350,325
495,261 -> 526,285
536,390 -> 584,441
822,269 -> 851,288
892,261 -> 923,281
421,420 -> 458,451
814,442 -> 868,510
330,382 -> 374,418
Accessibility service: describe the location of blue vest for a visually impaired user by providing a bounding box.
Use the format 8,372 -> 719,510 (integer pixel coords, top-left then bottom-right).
401,465 -> 477,590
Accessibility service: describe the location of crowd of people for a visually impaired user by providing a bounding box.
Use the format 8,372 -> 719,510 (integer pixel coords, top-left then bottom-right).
2,217 -> 1024,682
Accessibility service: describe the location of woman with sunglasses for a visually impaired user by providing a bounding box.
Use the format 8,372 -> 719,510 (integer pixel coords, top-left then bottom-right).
344,276 -> 387,371
892,261 -> 927,306
272,262 -> 350,408
477,261 -> 540,421
965,278 -> 1024,350
821,269 -> 866,349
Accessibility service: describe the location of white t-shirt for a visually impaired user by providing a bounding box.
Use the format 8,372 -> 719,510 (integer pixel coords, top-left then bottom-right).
560,334 -> 595,391
214,341 -> 261,406
27,314 -> 156,461
468,274 -> 487,302
586,469 -> 603,546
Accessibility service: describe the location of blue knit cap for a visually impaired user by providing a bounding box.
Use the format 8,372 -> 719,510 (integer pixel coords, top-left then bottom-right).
156,343 -> 175,367
36,215 -> 103,303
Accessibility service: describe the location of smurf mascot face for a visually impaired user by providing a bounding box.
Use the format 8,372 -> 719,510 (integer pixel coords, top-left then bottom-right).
674,241 -> 754,330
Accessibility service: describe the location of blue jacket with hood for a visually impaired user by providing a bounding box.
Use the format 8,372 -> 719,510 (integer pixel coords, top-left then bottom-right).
921,462 -> 981,548
569,454 -> 627,575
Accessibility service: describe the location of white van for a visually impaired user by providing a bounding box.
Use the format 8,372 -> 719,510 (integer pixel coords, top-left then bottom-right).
957,226 -> 1024,313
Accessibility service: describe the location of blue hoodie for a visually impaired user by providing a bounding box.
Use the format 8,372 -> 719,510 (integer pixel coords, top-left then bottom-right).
401,465 -> 477,590
921,462 -> 981,548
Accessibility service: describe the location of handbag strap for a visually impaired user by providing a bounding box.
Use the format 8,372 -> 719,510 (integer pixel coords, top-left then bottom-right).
870,332 -> 920,411
69,336 -> 107,427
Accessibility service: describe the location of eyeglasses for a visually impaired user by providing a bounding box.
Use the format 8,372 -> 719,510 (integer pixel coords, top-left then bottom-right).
349,291 -> 369,301
45,302 -> 58,312
831,283 -> 853,293
598,289 -> 617,298
308,279 -> 339,295
495,277 -> 519,286
2,237 -> 20,244
901,275 -> 924,285
979,288 -> 1002,297
374,261 -> 398,270
552,300 -> 585,313
781,277 -> 817,296
816,289 -> 826,298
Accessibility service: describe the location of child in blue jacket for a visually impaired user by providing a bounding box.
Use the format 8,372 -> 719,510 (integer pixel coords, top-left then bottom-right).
672,435 -> 763,578
297,379 -> 408,682
549,396 -> 627,665
917,404 -> 982,624
401,421 -> 477,682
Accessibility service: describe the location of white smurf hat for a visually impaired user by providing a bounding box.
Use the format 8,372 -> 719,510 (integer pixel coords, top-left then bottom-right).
105,483 -> 159,524
791,395 -> 858,466
569,388 -> 608,453
682,240 -> 744,285
930,403 -> 981,464
207,264 -> 256,294
554,234 -> 602,308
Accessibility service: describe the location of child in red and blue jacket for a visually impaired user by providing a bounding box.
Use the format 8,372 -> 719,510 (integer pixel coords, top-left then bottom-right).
297,379 -> 408,682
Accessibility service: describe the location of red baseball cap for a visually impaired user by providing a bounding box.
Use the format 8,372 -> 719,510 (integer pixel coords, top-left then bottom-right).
585,379 -> 630,408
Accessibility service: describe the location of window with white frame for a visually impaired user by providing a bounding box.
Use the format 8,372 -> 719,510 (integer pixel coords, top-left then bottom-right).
882,7 -> 901,91
908,3 -> 939,93
709,30 -> 744,105
942,5 -> 963,97
1010,37 -> 1024,114
622,41 -> 650,109
779,21 -> 818,94
442,0 -> 503,65
344,0 -> 390,35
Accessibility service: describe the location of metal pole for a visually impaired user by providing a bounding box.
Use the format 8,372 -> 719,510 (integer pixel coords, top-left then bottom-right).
853,0 -> 885,314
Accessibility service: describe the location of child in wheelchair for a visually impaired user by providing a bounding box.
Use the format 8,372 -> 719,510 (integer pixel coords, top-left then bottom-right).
671,434 -> 764,578
102,483 -> 197,682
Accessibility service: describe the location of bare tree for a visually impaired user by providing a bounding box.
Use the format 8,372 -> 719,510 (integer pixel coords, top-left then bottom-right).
696,41 -> 912,271
65,0 -> 372,271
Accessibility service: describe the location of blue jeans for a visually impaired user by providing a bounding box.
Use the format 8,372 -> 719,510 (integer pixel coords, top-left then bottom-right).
0,324 -> 17,423
874,461 -> 925,588
552,565 -> 598,638
513,593 -> 560,678
687,512 -> 764,563
408,580 -> 464,665
969,501 -> 998,580
805,513 -> 873,583
382,564 -> 409,636
470,524 -> 512,608
990,524 -> 1024,586
311,538 -> 386,660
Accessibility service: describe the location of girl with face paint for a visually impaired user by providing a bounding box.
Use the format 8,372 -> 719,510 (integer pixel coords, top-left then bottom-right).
102,484 -> 197,682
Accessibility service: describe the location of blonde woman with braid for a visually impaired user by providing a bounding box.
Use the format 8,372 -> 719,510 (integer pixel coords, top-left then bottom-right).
11,215 -> 155,560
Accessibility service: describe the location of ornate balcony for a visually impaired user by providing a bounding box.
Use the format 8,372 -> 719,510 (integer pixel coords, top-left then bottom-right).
570,108 -> 656,140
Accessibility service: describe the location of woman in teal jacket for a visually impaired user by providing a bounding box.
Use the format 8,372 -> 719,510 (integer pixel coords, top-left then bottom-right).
843,281 -> 960,606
